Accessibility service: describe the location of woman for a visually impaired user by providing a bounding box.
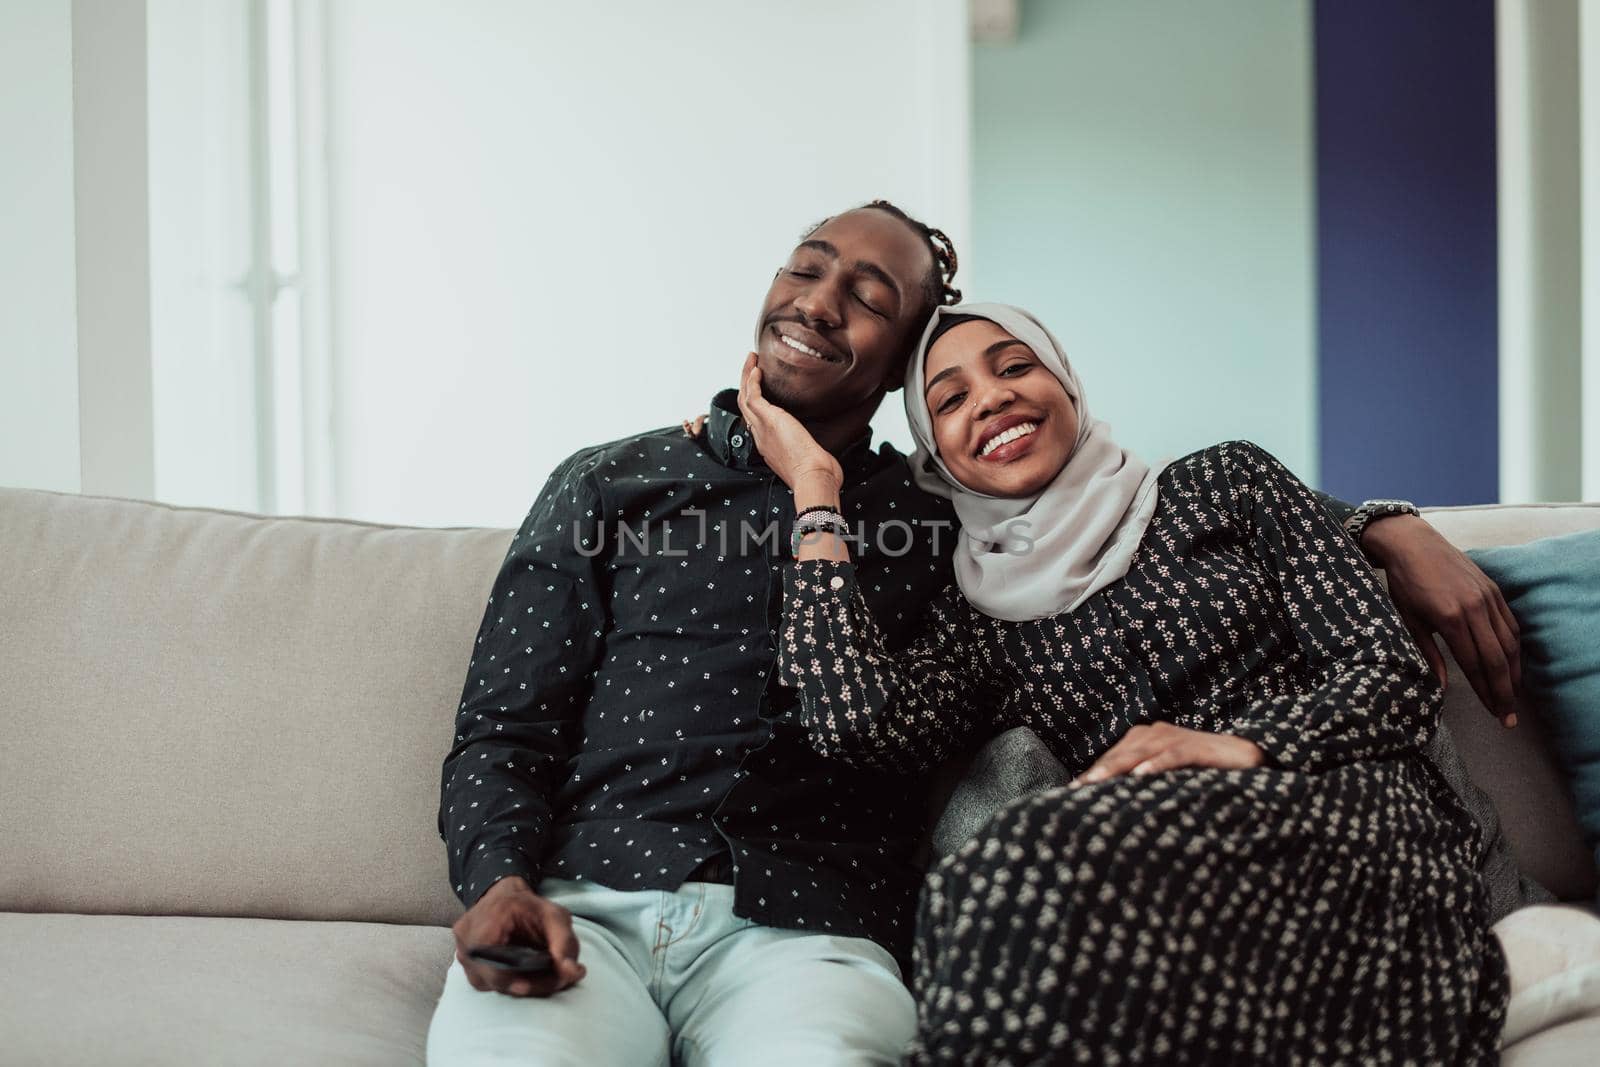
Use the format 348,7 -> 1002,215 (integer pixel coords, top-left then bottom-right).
736,302 -> 1527,1064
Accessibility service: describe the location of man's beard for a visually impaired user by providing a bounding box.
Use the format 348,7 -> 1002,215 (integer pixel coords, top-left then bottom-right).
754,359 -> 828,419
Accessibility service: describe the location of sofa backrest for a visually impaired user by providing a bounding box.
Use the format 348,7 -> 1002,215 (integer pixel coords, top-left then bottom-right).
2,487 -> 1597,926
0,487 -> 510,927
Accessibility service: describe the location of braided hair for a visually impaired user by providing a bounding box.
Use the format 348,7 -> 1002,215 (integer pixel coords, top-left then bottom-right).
802,199 -> 963,319
862,199 -> 962,313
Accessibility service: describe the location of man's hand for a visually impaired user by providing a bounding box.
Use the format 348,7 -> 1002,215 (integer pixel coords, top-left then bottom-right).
452,876 -> 586,997
1068,722 -> 1264,787
1361,513 -> 1522,728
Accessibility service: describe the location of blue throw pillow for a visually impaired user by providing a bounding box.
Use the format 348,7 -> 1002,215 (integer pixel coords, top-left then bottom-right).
1468,528 -> 1600,898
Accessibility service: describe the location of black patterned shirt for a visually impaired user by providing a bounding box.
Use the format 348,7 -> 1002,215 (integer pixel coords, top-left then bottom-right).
438,388 -> 959,958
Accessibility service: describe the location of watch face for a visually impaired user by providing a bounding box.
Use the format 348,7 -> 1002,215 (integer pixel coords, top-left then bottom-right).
1367,499 -> 1416,513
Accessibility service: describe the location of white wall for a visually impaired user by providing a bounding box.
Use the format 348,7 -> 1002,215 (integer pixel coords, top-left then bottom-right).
72,0 -> 156,500
0,1 -> 81,494
1498,0 -> 1585,503
323,0 -> 970,528
147,0 -> 261,513
1,0 -> 156,502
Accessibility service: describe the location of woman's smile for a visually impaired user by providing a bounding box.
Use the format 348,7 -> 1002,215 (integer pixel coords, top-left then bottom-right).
975,415 -> 1045,462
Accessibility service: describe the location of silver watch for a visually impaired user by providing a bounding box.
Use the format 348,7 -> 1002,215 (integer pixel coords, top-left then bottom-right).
1343,498 -> 1420,543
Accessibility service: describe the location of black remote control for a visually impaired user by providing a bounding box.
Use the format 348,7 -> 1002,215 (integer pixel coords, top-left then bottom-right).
467,943 -> 555,975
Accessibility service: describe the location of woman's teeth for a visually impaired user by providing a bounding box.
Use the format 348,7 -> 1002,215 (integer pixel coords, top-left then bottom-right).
978,421 -> 1038,457
781,335 -> 830,361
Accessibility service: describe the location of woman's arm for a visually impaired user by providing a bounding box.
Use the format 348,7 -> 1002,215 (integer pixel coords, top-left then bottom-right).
730,351 -> 1005,773
780,562 -> 1003,774
1316,486 -> 1521,725
1216,441 -> 1444,774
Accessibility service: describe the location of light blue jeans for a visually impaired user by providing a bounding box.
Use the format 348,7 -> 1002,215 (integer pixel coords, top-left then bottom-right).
425,877 -> 917,1067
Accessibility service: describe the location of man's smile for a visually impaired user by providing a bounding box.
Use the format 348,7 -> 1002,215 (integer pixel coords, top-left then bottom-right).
770,323 -> 846,365
781,335 -> 827,360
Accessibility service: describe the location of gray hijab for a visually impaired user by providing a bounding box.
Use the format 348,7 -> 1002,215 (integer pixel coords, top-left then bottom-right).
905,302 -> 1167,622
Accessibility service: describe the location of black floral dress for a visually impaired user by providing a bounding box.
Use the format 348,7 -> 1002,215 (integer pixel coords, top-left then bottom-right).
778,442 -> 1508,1065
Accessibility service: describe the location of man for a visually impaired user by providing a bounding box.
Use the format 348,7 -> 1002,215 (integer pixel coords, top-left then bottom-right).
425,201 -> 1521,1066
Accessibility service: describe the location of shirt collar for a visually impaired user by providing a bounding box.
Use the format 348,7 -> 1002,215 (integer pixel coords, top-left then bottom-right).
703,388 -> 877,479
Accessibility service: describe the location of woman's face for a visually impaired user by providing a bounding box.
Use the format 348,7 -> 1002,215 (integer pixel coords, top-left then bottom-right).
922,319 -> 1079,498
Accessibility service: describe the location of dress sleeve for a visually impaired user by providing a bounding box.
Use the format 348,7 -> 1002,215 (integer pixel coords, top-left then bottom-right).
1214,441 -> 1443,774
778,559 -> 1004,775
1310,489 -> 1359,530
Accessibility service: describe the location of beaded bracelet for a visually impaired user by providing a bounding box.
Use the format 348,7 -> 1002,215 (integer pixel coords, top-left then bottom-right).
795,504 -> 841,524
790,509 -> 849,554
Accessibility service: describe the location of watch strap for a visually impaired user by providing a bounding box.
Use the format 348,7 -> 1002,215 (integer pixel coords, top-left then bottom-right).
1343,499 -> 1420,543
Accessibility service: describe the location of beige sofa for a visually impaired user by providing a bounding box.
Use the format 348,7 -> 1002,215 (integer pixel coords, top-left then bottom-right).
1,486 -> 1597,1065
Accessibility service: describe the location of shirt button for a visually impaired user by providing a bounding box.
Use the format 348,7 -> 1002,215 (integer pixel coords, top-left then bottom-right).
829,576 -> 845,591
731,434 -> 745,447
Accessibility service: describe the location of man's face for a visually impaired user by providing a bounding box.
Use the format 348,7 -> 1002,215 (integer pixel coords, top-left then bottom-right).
751,209 -> 936,419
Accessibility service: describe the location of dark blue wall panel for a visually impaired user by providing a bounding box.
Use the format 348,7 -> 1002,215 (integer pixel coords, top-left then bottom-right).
1315,0 -> 1499,505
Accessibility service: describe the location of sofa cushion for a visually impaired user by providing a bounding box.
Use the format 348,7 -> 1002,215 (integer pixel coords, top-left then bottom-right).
1422,721 -> 1553,922
1469,528 -> 1600,905
928,726 -> 1070,859
1501,1004 -> 1600,1065
0,487 -> 511,927
1424,505 -> 1600,902
0,912 -> 452,1066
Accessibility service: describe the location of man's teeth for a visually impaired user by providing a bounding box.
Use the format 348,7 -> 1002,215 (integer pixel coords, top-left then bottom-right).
979,422 -> 1038,457
781,334 -> 829,360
